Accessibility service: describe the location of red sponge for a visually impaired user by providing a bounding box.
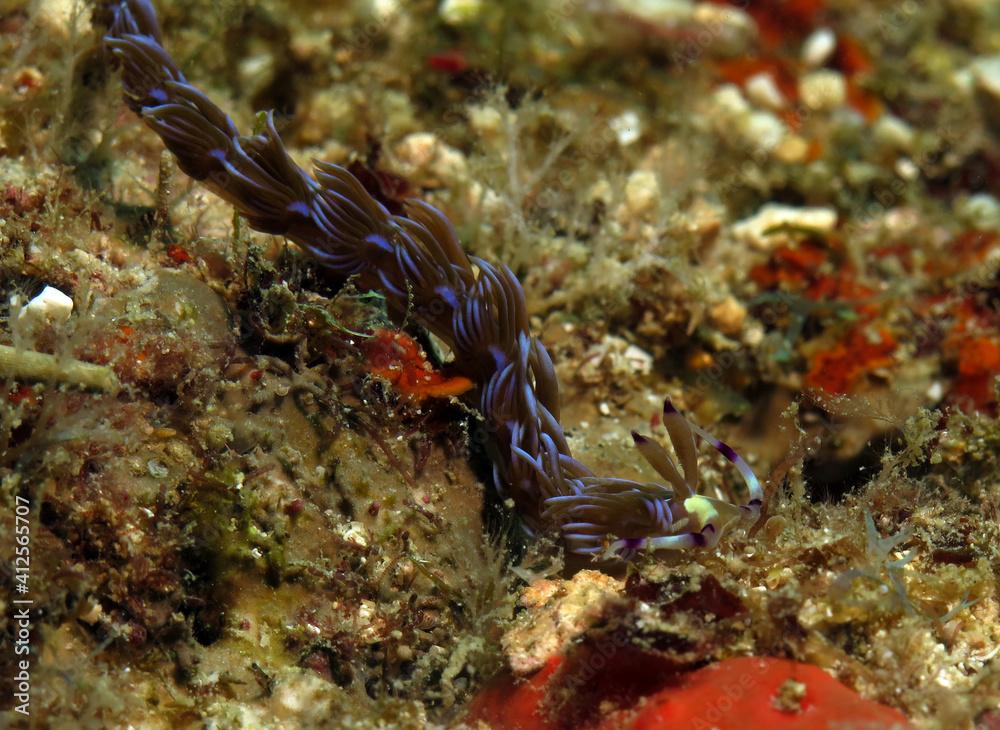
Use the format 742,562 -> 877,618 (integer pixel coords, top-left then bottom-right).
466,653 -> 910,730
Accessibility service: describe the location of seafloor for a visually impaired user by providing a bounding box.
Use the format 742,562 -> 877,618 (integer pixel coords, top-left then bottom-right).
1,0 -> 999,728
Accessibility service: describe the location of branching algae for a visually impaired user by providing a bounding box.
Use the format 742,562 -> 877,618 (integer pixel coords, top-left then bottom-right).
98,0 -> 763,561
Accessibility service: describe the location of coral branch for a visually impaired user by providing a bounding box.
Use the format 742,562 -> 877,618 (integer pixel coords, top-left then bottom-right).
0,344 -> 120,392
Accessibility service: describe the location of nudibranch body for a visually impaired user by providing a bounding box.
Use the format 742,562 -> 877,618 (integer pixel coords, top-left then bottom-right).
100,0 -> 763,560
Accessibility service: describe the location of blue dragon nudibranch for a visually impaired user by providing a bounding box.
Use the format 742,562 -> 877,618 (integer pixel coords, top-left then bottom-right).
99,0 -> 764,561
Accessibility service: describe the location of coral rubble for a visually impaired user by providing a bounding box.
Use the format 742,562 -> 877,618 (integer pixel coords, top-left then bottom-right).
1,0 -> 998,727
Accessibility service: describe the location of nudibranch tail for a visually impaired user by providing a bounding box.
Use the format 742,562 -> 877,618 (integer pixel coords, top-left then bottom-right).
99,0 -> 764,561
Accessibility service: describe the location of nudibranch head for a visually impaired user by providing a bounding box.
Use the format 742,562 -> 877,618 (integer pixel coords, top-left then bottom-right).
540,399 -> 763,561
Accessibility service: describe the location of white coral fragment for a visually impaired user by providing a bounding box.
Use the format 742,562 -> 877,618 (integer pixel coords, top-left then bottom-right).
731,203 -> 837,250
16,285 -> 74,325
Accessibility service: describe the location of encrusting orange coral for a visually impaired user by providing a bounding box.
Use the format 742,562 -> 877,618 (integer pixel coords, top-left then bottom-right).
362,328 -> 474,401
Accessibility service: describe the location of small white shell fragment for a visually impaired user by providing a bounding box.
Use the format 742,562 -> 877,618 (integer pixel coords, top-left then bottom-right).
439,0 -> 483,25
578,336 -> 653,382
615,0 -> 694,24
743,323 -> 764,347
744,111 -> 787,151
799,70 -> 847,111
895,158 -> 919,180
371,0 -> 400,17
356,598 -> 389,643
970,55 -> 1000,100
623,344 -> 653,375
712,84 -> 751,116
709,296 -> 747,336
691,2 -> 755,37
774,134 -> 810,163
78,599 -> 103,625
745,72 -> 786,110
802,28 -> 837,68
147,459 -> 169,478
710,84 -> 791,153
956,193 -> 1000,230
731,203 -> 837,250
394,132 -> 467,180
609,110 -> 642,146
624,170 -> 659,215
338,521 -> 371,549
17,285 -> 74,324
468,105 -> 503,137
873,114 -> 916,151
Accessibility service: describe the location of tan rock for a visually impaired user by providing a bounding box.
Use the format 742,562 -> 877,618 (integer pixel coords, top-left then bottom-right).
502,570 -> 624,675
709,296 -> 747,336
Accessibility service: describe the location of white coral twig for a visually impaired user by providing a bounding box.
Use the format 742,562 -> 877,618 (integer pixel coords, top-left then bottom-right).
0,344 -> 120,392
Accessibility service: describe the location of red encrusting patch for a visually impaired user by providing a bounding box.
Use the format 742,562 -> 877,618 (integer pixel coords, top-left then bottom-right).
952,337 -> 1000,412
166,244 -> 193,264
362,327 -> 473,401
7,384 -> 36,406
750,241 -> 828,290
805,325 -> 897,394
833,34 -> 872,75
845,80 -> 882,122
710,0 -> 824,47
834,35 -> 882,121
465,655 -> 565,730
750,240 -> 876,311
427,49 -> 469,74
943,296 -> 1000,414
751,240 -> 899,394
629,656 -> 910,730
464,652 -> 911,730
709,0 -> 882,124
934,229 -> 1000,276
956,337 -> 1000,378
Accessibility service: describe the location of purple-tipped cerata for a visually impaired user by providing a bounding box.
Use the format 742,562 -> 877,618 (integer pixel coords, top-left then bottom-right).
99,0 -> 764,561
